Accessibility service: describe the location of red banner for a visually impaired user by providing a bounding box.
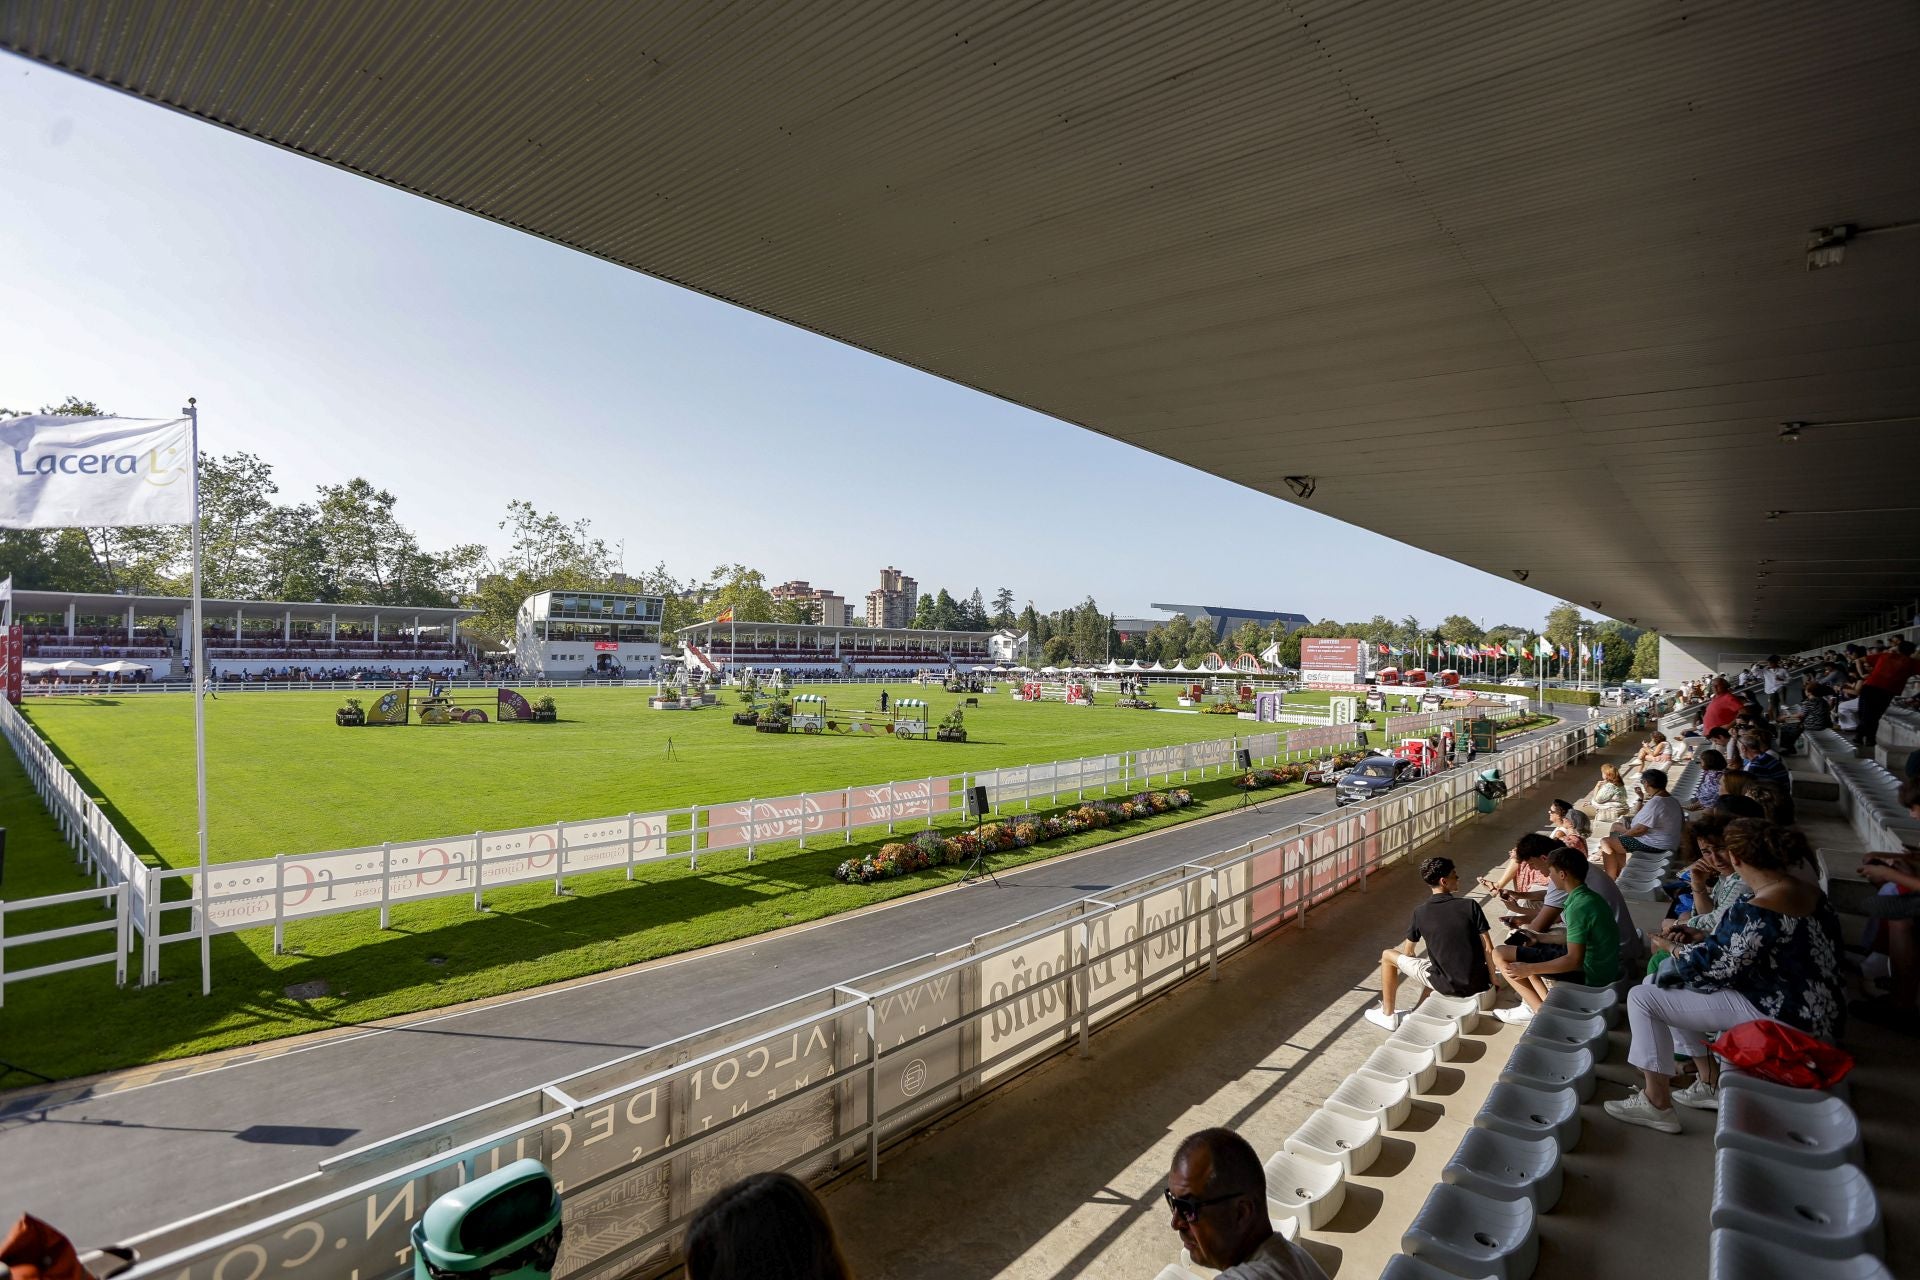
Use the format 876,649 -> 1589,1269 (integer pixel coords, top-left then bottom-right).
4,625 -> 21,705
593,641 -> 619,652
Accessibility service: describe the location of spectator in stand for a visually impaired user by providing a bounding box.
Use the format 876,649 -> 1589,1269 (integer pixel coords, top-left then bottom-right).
1165,1128 -> 1329,1279
1856,638 -> 1919,753
1629,733 -> 1673,778
1701,677 -> 1745,735
1366,856 -> 1497,1031
1607,820 -> 1845,1132
684,1171 -> 852,1280
1597,767 -> 1683,881
1548,798 -> 1591,851
1498,833 -> 1643,970
1578,762 -> 1631,826
1760,654 -> 1790,719
1682,749 -> 1728,811
1494,845 -> 1622,1022
1835,776 -> 1920,1032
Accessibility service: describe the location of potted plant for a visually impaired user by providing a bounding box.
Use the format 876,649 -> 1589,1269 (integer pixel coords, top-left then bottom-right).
532,696 -> 558,722
335,697 -> 365,727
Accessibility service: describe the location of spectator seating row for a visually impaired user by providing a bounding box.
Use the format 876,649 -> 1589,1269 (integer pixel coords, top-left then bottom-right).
1153,991 -> 1495,1280
1804,729 -> 1920,853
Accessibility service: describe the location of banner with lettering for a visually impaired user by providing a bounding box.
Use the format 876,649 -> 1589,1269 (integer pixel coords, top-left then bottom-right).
3,624 -> 20,705
0,414 -> 194,527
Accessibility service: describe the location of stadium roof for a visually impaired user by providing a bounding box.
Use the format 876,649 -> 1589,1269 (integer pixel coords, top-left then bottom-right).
6,3 -> 1917,643
10,589 -> 475,625
1152,604 -> 1313,629
677,618 -> 988,642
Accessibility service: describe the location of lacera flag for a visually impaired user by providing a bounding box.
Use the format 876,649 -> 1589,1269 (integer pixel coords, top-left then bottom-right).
0,414 -> 193,528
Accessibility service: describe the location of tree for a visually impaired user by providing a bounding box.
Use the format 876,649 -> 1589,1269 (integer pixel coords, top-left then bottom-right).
991,587 -> 1016,630
1439,614 -> 1483,647
1017,602 -> 1041,642
911,593 -> 936,629
1632,630 -> 1662,679
1543,602 -> 1581,651
1230,620 -> 1264,655
1070,596 -> 1106,663
965,588 -> 989,631
928,588 -> 960,631
1043,633 -> 1074,666
1184,623 -> 1218,662
705,563 -> 776,623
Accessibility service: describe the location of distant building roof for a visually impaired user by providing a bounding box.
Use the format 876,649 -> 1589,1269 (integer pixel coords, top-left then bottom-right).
1149,603 -> 1312,635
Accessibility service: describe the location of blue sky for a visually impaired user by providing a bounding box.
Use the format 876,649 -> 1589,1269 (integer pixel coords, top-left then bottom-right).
0,54 -> 1582,630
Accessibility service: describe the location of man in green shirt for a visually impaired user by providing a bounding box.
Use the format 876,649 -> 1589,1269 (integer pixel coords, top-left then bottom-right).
1494,846 -> 1620,1020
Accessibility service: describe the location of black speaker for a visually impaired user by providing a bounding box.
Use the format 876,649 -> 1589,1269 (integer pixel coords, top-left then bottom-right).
968,785 -> 990,818
1235,749 -> 1252,770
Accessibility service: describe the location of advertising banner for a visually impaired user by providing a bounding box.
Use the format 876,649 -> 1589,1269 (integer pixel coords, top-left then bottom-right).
0,413 -> 194,528
3,624 -> 19,705
1300,637 -> 1363,684
1285,723 -> 1361,753
705,778 -> 952,851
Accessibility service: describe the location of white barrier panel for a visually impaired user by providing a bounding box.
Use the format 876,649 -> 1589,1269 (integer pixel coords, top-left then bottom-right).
1286,722 -> 1362,754
976,922 -> 1074,1084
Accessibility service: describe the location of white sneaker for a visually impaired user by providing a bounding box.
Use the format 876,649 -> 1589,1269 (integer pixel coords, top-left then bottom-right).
1604,1089 -> 1684,1134
1364,1006 -> 1404,1032
1671,1078 -> 1720,1110
1494,1004 -> 1535,1025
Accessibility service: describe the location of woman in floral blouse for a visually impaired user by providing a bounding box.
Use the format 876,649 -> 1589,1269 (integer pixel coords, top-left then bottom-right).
1581,763 -> 1631,825
1606,819 -> 1844,1134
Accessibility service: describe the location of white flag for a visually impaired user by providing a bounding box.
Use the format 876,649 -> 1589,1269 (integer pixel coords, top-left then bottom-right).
0,575 -> 10,602
0,414 -> 194,528
1579,641 -> 1592,660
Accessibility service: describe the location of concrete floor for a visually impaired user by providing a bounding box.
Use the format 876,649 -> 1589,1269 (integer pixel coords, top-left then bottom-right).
823,739 -> 1915,1279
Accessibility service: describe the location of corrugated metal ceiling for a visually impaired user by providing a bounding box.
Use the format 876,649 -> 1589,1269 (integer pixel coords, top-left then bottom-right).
6,0 -> 1917,641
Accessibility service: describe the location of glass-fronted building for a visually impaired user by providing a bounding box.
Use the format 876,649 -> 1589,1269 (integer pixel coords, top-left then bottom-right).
514,590 -> 666,676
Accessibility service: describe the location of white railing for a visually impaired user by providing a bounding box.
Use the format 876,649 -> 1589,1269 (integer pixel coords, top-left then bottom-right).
106,708 -> 1626,1280
0,883 -> 130,1005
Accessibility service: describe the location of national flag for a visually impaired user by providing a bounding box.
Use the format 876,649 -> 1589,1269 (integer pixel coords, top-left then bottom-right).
1594,642 -> 1605,661
1579,641 -> 1592,660
1522,647 -> 1533,660
715,607 -> 735,624
1378,642 -> 1390,655
0,414 -> 194,528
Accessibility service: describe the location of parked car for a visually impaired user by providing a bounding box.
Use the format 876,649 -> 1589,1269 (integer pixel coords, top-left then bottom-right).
1334,754 -> 1415,806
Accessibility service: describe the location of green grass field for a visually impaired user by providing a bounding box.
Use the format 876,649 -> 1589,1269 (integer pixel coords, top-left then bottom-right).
21,682 -> 1298,865
2,683 -> 1338,1082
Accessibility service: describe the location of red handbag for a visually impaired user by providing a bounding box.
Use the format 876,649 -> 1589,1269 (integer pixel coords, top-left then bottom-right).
1713,1018 -> 1853,1089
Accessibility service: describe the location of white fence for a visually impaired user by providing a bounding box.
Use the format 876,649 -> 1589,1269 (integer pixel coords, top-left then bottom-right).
106,709 -> 1626,1280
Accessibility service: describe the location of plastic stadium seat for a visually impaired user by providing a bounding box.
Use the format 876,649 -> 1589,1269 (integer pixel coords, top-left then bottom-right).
1358,1042 -> 1440,1093
1712,1147 -> 1882,1260
1717,1066 -> 1852,1106
1153,1266 -> 1204,1280
1541,981 -> 1620,1027
1498,1042 -> 1597,1102
1520,1007 -> 1609,1058
1416,991 -> 1487,1030
1379,1255 -> 1500,1280
1477,987 -> 1500,1013
1442,1126 -> 1563,1212
1707,1228 -> 1891,1279
1260,1150 -> 1346,1230
1282,1106 -> 1382,1175
1475,1081 -> 1581,1149
1400,1183 -> 1539,1280
1715,1088 -> 1863,1169
1389,1010 -> 1463,1061
1325,1070 -> 1413,1129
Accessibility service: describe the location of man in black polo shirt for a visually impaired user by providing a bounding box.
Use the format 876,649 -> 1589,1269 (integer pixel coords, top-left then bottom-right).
1366,856 -> 1497,1031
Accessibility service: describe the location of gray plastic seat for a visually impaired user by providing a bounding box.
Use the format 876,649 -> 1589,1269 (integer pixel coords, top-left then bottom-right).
1442,1126 -> 1563,1212
1712,1147 -> 1882,1260
1358,1041 -> 1440,1093
1152,1266 -> 1203,1280
1717,1066 -> 1852,1106
1716,1087 -> 1863,1168
1390,1010 -> 1463,1061
1401,1182 -> 1538,1280
1498,1041 -> 1597,1102
1283,1105 -> 1381,1175
1325,1069 -> 1413,1129
1521,1007 -> 1608,1058
1416,991 -> 1487,1031
1379,1255 -> 1500,1280
1542,981 -> 1621,1027
1707,1228 -> 1891,1279
1476,1080 -> 1581,1149
1260,1150 -> 1346,1230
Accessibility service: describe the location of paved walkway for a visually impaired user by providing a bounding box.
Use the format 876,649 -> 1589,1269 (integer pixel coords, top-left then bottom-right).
1,720 -> 1574,1245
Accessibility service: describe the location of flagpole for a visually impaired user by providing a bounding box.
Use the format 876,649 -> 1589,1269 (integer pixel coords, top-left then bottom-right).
188,398 -> 212,996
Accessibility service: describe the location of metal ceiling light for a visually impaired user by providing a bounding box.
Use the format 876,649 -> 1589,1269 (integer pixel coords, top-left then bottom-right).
1283,475 -> 1317,500
1806,224 -> 1854,269
1780,422 -> 1803,442
1511,569 -> 1529,582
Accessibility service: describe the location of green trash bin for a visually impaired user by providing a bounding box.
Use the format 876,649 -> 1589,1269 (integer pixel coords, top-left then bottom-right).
1594,723 -> 1612,749
413,1158 -> 562,1280
1473,766 -> 1507,814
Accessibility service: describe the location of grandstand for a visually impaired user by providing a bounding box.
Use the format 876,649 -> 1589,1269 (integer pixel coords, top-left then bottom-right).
7,588 -> 476,678
674,616 -> 995,674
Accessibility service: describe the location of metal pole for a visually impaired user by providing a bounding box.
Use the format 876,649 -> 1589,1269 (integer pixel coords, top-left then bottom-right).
188,400 -> 213,997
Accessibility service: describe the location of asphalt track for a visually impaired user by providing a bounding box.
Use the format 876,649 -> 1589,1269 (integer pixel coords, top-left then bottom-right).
5,713 -> 1573,1244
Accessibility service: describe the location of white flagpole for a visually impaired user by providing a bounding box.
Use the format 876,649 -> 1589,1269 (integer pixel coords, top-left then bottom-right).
187,398 -> 212,995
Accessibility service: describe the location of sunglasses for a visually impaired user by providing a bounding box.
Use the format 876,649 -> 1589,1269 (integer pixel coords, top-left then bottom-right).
1164,1187 -> 1245,1221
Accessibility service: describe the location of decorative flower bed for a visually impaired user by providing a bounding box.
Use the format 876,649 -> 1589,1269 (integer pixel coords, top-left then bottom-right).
1233,765 -> 1305,790
833,790 -> 1194,884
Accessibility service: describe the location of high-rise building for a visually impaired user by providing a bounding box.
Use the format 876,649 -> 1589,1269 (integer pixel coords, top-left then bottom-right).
865,566 -> 919,628
771,580 -> 851,628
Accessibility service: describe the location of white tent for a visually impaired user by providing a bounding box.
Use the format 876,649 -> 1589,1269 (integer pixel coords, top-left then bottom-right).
1040,666 -> 1059,674
95,659 -> 153,673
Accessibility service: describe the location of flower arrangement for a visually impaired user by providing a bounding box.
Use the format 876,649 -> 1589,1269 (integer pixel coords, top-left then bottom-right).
832,790 -> 1194,884
1234,765 -> 1304,791
1117,697 -> 1155,710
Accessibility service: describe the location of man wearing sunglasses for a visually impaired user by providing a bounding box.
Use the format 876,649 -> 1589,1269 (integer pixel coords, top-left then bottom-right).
1165,1128 -> 1328,1278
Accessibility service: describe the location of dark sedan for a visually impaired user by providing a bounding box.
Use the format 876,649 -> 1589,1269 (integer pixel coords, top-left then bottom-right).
1333,755 -> 1414,806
